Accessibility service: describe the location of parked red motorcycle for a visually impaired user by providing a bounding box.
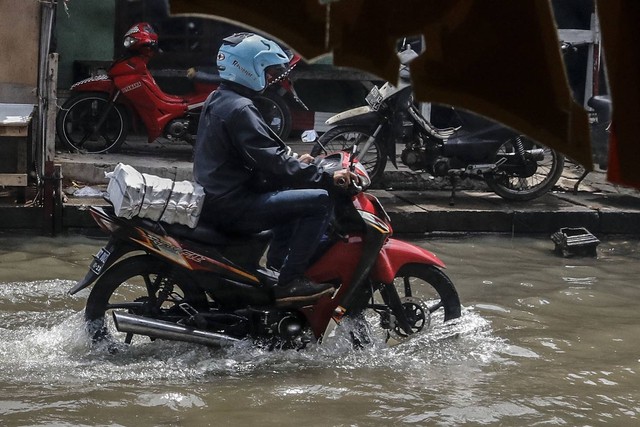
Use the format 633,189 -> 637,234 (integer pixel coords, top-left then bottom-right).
56,23 -> 301,154
69,151 -> 461,350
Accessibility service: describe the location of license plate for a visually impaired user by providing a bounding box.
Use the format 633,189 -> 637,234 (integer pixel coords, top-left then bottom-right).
365,86 -> 383,110
90,247 -> 111,275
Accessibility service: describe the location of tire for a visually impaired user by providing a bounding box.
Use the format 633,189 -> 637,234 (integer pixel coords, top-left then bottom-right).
255,91 -> 292,140
84,255 -> 208,344
390,263 -> 461,323
366,263 -> 461,342
56,92 -> 129,154
311,126 -> 387,184
484,136 -> 565,201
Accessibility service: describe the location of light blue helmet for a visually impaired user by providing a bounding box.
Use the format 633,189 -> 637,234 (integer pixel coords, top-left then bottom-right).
217,33 -> 289,92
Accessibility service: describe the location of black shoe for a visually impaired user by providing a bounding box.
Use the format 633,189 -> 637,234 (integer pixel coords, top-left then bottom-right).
273,277 -> 335,307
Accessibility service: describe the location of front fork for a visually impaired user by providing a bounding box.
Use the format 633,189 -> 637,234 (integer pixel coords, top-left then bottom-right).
78,90 -> 122,146
358,123 -> 384,162
377,283 -> 415,335
348,279 -> 414,337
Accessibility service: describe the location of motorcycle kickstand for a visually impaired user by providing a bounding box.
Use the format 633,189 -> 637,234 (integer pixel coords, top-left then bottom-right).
573,168 -> 590,193
448,174 -> 458,206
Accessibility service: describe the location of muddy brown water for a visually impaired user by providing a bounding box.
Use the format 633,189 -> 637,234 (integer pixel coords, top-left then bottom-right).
0,233 -> 638,426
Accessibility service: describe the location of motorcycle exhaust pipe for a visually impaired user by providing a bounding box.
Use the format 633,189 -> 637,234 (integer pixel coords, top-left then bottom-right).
112,311 -> 241,348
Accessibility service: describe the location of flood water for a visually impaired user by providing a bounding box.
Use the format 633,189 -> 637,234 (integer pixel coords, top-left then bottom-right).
0,232 -> 639,426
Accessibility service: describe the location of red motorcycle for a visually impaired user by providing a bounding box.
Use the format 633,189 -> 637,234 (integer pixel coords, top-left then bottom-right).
56,23 -> 302,154
70,151 -> 461,349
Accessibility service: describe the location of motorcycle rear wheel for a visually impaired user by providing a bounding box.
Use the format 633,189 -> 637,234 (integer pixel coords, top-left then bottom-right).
56,92 -> 130,154
311,125 -> 387,184
484,136 -> 565,201
84,255 -> 208,345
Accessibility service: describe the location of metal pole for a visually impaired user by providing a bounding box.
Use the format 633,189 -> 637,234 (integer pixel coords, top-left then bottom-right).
38,0 -> 57,235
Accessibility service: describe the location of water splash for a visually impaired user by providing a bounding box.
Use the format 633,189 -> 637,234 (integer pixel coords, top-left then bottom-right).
0,280 -> 507,388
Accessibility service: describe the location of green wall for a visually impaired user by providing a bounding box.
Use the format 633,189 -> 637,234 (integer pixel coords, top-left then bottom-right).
55,1 -> 115,89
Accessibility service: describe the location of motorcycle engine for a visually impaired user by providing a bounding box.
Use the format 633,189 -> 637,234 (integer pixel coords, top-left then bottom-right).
432,156 -> 451,177
165,118 -> 191,139
400,147 -> 427,171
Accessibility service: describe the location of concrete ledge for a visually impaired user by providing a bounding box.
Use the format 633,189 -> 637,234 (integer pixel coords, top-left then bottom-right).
3,186 -> 640,236
2,138 -> 633,236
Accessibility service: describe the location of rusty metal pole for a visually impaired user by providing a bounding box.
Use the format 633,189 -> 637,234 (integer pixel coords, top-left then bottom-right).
39,0 -> 58,235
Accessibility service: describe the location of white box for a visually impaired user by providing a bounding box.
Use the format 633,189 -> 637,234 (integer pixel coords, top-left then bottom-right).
105,163 -> 204,228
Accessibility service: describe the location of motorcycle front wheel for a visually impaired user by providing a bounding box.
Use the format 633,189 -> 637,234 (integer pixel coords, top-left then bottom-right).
375,264 -> 461,341
311,125 -> 387,184
484,136 -> 565,201
56,92 -> 130,154
84,255 -> 208,345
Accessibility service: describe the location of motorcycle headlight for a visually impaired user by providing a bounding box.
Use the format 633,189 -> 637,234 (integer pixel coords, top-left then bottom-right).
123,36 -> 137,49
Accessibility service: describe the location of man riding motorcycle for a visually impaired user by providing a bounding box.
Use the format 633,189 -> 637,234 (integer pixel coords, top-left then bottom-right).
193,32 -> 356,307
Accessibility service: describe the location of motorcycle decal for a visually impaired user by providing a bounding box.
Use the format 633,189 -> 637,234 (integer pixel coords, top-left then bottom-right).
121,81 -> 142,93
130,231 -> 191,269
131,228 -> 260,283
358,210 -> 391,234
70,75 -> 110,91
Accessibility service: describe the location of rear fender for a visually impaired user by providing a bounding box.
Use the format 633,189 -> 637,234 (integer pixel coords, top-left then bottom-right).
372,238 -> 446,283
68,237 -> 137,295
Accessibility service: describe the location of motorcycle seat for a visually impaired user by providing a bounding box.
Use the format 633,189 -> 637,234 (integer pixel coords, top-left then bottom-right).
160,220 -> 272,248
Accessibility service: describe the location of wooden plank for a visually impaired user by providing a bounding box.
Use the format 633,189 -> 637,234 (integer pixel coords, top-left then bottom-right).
0,173 -> 27,186
0,125 -> 29,137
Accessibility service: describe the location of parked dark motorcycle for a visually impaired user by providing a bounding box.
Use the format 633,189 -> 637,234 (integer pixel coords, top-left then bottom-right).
56,22 -> 301,154
312,46 -> 565,201
69,151 -> 461,350
571,94 -> 611,192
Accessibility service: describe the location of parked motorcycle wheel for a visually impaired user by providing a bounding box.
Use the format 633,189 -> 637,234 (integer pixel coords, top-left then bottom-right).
484,136 -> 565,201
84,255 -> 208,344
56,92 -> 130,154
378,264 -> 461,341
255,91 -> 292,140
311,126 -> 387,184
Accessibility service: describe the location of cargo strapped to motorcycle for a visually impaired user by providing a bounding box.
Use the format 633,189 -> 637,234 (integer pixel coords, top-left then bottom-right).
106,163 -> 205,228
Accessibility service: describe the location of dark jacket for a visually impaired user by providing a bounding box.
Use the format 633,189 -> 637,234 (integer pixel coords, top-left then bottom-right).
193,83 -> 332,216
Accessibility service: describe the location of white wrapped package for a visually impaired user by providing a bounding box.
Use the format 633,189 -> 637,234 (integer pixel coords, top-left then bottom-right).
105,163 -> 145,219
105,163 -> 204,228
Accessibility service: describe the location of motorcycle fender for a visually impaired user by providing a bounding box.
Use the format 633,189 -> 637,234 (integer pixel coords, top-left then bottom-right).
69,75 -> 115,94
326,106 -> 376,126
372,238 -> 446,283
68,238 -> 136,295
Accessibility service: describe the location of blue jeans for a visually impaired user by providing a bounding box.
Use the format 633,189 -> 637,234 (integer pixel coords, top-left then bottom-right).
210,189 -> 333,285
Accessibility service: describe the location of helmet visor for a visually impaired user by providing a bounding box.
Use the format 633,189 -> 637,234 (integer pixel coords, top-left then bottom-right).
265,63 -> 292,87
